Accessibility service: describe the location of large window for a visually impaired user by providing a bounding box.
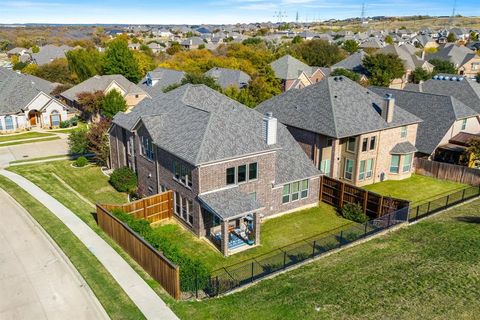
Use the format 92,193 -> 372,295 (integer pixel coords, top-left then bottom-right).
320,159 -> 331,175
173,161 -> 192,188
359,159 -> 374,181
226,162 -> 258,185
174,192 -> 193,226
344,159 -> 354,180
4,116 -> 13,131
461,119 -> 467,130
141,136 -> 154,160
346,137 -> 356,153
390,155 -> 400,173
282,179 -> 309,204
50,111 -> 61,127
362,138 -> 368,152
369,137 -> 376,150
403,154 -> 412,172
400,126 -> 407,138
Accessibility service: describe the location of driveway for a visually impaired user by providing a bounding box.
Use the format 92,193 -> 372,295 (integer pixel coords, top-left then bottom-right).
0,189 -> 109,320
0,138 -> 69,168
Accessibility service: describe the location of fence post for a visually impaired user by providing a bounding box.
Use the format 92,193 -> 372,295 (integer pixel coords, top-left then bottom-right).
215,276 -> 219,296
339,231 -> 344,246
446,195 -> 450,207
283,250 -> 287,269
415,206 -> 419,220
251,262 -> 254,282
462,188 -> 466,201
427,201 -> 431,214
364,221 -> 368,236
312,240 -> 316,258
387,212 -> 391,228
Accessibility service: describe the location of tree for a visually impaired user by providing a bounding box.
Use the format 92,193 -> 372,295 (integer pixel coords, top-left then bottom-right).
103,38 -> 141,83
132,51 -> 155,78
470,32 -> 479,41
101,90 -> 127,119
411,67 -> 431,83
447,32 -> 457,43
385,35 -> 394,45
31,45 -> 40,53
34,58 -> 75,84
429,59 -> 458,74
86,119 -> 110,166
242,38 -> 263,46
291,39 -> 346,67
21,63 -> 38,75
0,39 -> 10,52
363,53 -> 405,87
51,84 -> 73,98
68,126 -> 89,155
66,48 -> 104,82
76,90 -> 105,120
179,73 -> 222,91
330,68 -> 360,82
166,42 -> 183,55
292,36 -> 303,44
476,72 -> 480,83
343,40 -> 359,54
466,139 -> 480,166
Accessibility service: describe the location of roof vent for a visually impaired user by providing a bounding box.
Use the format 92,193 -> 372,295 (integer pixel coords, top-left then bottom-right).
333,76 -> 338,81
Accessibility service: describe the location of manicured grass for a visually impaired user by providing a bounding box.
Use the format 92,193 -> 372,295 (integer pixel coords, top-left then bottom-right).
9,154 -> 71,164
0,176 -> 146,320
170,199 -> 480,319
0,136 -> 60,147
0,131 -> 55,143
153,203 -> 353,270
364,174 -> 468,206
10,160 -> 127,205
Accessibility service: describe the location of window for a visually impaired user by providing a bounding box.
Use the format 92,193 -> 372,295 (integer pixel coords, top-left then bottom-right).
51,111 -> 61,126
362,138 -> 368,152
369,136 -> 376,150
359,160 -> 366,180
127,136 -> 134,155
344,159 -> 354,180
403,154 -> 412,172
173,162 -> 192,188
248,162 -> 258,180
141,136 -> 154,160
237,165 -> 247,183
390,155 -> 400,173
326,138 -> 333,147
365,159 -> 373,179
400,126 -> 407,138
282,179 -> 309,203
461,119 -> 467,130
4,116 -> 13,131
174,192 -> 193,226
320,159 -> 331,175
0,118 -> 3,130
174,191 -> 181,215
226,167 -> 235,185
346,137 -> 356,153
249,192 -> 257,201
359,159 -> 374,180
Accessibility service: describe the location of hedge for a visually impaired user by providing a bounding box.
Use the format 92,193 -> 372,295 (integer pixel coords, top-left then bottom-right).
111,209 -> 210,291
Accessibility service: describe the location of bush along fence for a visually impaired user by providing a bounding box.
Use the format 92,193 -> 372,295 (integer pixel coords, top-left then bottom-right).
408,184 -> 480,222
188,207 -> 410,298
320,176 -> 410,218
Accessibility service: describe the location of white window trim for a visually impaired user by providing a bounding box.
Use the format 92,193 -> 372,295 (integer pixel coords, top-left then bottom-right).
344,158 -> 354,181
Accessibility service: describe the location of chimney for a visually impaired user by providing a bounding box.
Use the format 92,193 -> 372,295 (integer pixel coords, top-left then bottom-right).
421,50 -> 425,60
262,112 -> 277,145
382,94 -> 395,123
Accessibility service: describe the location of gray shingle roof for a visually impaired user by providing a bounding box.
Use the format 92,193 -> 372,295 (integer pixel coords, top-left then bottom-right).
198,187 -> 264,220
31,44 -> 73,66
270,55 -> 318,80
426,43 -> 477,68
0,68 -> 50,114
331,51 -> 367,74
204,67 -> 251,89
113,84 -> 319,184
138,68 -> 185,97
379,44 -> 433,71
370,86 -> 479,155
390,141 -> 417,154
256,76 -> 422,139
61,75 -> 147,102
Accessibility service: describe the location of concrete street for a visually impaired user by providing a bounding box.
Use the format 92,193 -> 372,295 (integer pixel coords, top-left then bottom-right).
0,138 -> 69,167
0,189 -> 109,320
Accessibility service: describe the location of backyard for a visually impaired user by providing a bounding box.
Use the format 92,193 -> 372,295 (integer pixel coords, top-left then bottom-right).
364,174 -> 468,206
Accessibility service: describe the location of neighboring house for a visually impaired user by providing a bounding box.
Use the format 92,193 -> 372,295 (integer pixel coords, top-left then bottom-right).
446,132 -> 480,168
181,37 -> 205,49
426,43 -> 480,77
410,75 -> 480,114
109,84 -> 320,256
257,76 -> 422,187
413,34 -> 439,49
0,68 -> 70,132
204,67 -> 251,89
330,50 -> 368,79
138,68 -> 185,98
61,74 -> 150,110
370,87 -> 480,164
449,28 -> 470,42
6,47 -> 30,58
270,55 -> 329,92
31,44 -> 73,66
128,43 -> 141,51
378,44 -> 434,89
359,38 -> 384,49
147,42 -> 164,54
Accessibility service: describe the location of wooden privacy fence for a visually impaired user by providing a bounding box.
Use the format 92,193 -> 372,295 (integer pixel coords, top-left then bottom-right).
96,204 -> 181,299
415,158 -> 480,186
320,176 -> 410,218
102,191 -> 173,223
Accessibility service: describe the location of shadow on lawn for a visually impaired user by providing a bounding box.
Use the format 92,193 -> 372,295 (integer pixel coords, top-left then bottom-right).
455,216 -> 480,224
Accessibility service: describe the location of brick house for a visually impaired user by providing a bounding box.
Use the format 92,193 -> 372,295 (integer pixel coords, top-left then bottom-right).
270,55 -> 330,92
109,84 -> 320,256
257,76 -> 422,187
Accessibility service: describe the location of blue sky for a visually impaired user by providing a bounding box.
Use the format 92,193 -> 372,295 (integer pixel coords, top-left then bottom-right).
0,0 -> 478,24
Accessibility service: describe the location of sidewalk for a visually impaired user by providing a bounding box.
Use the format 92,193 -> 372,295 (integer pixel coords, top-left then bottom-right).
0,170 -> 179,320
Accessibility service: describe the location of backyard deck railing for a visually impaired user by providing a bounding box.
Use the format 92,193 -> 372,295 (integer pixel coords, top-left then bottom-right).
190,207 -> 409,297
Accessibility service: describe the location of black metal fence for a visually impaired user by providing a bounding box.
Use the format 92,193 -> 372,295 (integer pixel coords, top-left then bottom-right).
191,207 -> 409,297
408,185 -> 480,222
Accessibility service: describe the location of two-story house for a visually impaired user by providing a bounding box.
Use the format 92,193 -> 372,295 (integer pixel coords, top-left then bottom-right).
426,43 -> 480,78
109,84 -> 320,256
257,76 -> 422,187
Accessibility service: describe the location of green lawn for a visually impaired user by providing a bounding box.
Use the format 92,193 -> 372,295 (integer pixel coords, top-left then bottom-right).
0,176 -> 146,320
364,174 -> 468,206
0,131 -> 55,143
153,204 -> 353,270
9,154 -> 71,165
0,136 -> 60,147
170,198 -> 480,319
